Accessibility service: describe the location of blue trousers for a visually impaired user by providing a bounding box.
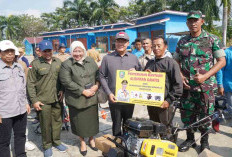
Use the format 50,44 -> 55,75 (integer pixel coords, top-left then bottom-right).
225,92 -> 232,117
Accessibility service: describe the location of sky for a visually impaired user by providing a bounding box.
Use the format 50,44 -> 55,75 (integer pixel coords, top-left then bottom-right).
0,0 -> 129,18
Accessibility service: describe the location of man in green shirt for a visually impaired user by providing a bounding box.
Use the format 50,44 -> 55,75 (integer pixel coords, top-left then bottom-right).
27,40 -> 67,157
174,11 -> 226,152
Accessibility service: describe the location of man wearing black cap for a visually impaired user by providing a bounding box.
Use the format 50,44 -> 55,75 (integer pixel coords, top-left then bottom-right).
174,11 -> 226,152
100,32 -> 141,136
27,40 -> 67,157
34,46 -> 41,59
54,43 -> 70,62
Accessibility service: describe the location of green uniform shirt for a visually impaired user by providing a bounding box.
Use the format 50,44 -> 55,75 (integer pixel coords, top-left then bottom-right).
174,29 -> 225,92
59,57 -> 99,109
27,57 -> 62,104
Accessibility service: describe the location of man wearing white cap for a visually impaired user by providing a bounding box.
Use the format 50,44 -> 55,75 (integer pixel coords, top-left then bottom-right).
0,40 -> 30,157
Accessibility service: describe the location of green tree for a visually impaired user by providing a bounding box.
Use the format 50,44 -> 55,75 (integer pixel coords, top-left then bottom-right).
194,0 -> 220,29
41,12 -> 62,31
64,0 -> 91,26
130,0 -> 147,17
169,0 -> 195,12
0,15 -> 21,40
117,1 -> 142,21
90,0 -> 119,25
0,16 -> 7,39
0,14 -> 48,45
118,6 -> 136,22
145,0 -> 169,14
55,7 -> 76,29
227,20 -> 232,45
18,14 -> 47,40
126,0 -> 173,17
227,19 -> 232,39
169,0 -> 220,31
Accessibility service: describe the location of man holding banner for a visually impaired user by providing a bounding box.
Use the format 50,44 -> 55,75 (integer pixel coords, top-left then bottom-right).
99,32 -> 141,136
145,37 -> 183,127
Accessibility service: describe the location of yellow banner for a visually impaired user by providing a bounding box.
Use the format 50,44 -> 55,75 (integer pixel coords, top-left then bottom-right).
115,70 -> 166,107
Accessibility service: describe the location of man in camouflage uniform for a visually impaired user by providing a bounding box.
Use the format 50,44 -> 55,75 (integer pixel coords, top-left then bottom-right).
174,11 -> 226,152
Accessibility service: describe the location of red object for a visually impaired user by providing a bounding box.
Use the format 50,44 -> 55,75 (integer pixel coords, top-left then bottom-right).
101,110 -> 107,119
212,119 -> 220,132
25,37 -> 43,44
119,32 -> 125,35
63,116 -> 70,123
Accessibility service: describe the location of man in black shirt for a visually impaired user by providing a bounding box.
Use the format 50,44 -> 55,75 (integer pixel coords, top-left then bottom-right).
145,37 -> 183,127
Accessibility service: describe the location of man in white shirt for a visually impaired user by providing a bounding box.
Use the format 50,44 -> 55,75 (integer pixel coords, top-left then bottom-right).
139,38 -> 155,70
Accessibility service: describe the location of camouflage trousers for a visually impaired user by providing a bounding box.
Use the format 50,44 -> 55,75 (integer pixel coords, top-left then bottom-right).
180,90 -> 215,133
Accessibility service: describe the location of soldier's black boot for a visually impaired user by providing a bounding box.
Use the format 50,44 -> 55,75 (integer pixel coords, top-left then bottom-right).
179,130 -> 197,152
200,133 -> 210,152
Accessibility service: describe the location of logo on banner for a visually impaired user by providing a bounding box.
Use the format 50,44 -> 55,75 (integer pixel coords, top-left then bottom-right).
119,71 -> 125,79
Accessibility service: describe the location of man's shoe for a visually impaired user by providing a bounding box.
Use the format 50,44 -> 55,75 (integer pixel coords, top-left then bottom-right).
178,139 -> 197,152
25,141 -> 36,151
179,130 -> 196,152
54,144 -> 67,152
44,148 -> 53,157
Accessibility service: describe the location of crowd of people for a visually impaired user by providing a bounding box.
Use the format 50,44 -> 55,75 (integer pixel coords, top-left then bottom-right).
0,10 -> 231,157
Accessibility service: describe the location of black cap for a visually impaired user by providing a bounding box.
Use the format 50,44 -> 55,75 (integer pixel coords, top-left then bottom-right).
59,43 -> 66,49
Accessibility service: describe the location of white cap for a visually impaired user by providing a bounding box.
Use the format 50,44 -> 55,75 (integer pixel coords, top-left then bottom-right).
0,40 -> 17,52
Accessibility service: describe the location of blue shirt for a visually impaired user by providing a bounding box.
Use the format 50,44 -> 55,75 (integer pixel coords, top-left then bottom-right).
216,47 -> 232,92
0,60 -> 27,118
132,48 -> 145,58
21,56 -> 29,67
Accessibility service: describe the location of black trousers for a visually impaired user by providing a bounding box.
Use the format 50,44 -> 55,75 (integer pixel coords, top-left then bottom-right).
109,102 -> 134,136
0,112 -> 27,157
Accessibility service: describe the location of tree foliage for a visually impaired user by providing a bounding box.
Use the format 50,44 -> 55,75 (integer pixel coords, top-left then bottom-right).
90,0 -> 119,25
0,15 -> 21,40
0,14 -> 47,46
18,15 -> 47,38
63,0 -> 91,26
